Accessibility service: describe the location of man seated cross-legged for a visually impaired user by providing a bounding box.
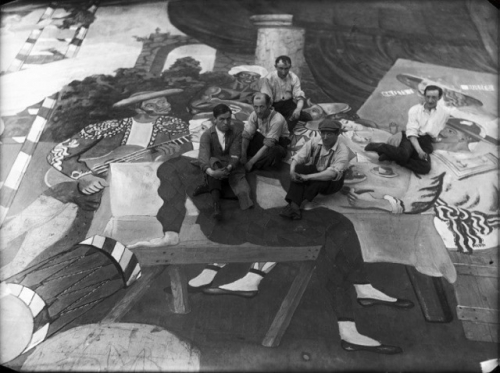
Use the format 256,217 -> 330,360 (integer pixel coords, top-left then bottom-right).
240,92 -> 290,172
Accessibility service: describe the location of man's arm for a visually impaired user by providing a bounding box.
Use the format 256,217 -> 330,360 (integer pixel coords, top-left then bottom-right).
298,142 -> 350,181
241,114 -> 258,164
405,106 -> 427,160
290,74 -> 306,120
409,135 -> 427,160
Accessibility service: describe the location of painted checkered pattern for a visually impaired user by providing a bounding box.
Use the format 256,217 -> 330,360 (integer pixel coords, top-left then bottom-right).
0,94 -> 57,226
80,235 -> 142,286
7,6 -> 55,72
64,3 -> 99,59
6,283 -> 50,354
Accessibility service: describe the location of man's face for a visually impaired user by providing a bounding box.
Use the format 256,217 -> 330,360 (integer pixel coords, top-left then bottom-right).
424,89 -> 440,110
140,97 -> 171,115
214,111 -> 231,132
320,130 -> 339,148
236,71 -> 260,85
275,61 -> 291,79
253,96 -> 272,119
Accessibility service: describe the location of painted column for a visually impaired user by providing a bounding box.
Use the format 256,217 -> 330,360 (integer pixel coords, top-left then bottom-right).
250,14 -> 306,78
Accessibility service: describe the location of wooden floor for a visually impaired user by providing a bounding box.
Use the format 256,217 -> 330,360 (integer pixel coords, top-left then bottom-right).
5,261 -> 498,371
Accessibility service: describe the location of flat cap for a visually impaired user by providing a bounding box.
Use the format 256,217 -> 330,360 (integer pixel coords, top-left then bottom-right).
318,117 -> 343,132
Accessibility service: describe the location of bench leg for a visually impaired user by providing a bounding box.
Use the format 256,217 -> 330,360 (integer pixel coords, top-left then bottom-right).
262,261 -> 316,347
167,265 -> 191,314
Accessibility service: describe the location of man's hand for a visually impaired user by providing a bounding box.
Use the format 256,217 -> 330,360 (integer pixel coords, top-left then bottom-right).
154,143 -> 182,162
209,169 -> 228,180
78,174 -> 109,195
290,170 -> 303,183
416,149 -> 428,160
296,173 -> 309,182
263,138 -> 275,147
289,108 -> 301,121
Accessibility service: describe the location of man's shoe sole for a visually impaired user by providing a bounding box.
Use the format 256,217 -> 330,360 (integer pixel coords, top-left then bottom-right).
341,340 -> 403,354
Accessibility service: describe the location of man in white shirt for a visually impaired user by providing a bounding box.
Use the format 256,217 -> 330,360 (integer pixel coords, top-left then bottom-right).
365,85 -> 448,174
261,55 -> 312,132
241,93 -> 290,171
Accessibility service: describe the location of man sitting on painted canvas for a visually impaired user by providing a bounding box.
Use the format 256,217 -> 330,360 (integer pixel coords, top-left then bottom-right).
192,104 -> 253,221
279,118 -> 349,220
364,85 -> 448,174
240,92 -> 290,172
261,55 -> 312,132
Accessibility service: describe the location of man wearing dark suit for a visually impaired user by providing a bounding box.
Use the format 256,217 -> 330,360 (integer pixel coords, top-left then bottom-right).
195,104 -> 253,220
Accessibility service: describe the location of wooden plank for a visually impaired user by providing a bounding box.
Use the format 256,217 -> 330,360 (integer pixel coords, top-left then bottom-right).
462,320 -> 498,343
455,264 -> 498,277
130,243 -> 321,266
167,265 -> 191,314
405,266 -> 453,323
453,273 -> 485,308
101,267 -> 165,323
261,262 -> 316,347
449,250 -> 498,268
475,275 -> 498,311
457,306 -> 499,324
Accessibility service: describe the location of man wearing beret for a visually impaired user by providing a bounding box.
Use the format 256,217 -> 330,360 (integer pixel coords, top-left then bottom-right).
280,117 -> 350,220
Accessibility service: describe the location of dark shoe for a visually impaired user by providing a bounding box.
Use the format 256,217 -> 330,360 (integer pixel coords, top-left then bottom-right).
290,208 -> 301,220
193,183 -> 210,197
341,340 -> 403,354
279,204 -> 302,220
212,202 -> 222,221
279,205 -> 294,219
364,142 -> 384,152
202,287 -> 258,298
357,297 -> 414,309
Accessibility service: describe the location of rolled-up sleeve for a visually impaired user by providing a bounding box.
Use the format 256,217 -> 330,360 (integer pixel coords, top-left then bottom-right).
326,143 -> 350,180
243,112 -> 258,140
291,74 -> 305,101
405,105 -> 420,138
292,139 -> 312,165
265,114 -> 287,141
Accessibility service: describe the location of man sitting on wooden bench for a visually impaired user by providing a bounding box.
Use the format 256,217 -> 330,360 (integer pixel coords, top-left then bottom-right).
143,116 -> 415,355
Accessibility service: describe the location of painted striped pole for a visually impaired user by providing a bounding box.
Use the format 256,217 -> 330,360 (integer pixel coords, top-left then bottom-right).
7,6 -> 55,73
64,2 -> 99,59
0,94 -> 57,227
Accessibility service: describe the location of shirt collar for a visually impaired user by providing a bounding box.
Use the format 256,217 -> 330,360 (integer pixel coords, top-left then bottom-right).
214,125 -> 226,138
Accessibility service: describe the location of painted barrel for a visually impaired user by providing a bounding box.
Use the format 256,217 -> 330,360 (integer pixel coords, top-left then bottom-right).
0,235 -> 141,364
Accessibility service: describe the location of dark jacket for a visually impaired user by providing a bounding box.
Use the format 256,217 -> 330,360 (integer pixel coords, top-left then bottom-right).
198,124 -> 241,172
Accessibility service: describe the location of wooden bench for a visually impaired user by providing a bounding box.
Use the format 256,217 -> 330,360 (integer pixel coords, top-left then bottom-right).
130,241 -> 321,347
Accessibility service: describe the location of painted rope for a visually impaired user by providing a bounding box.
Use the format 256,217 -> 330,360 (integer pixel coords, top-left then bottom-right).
0,94 -> 57,226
